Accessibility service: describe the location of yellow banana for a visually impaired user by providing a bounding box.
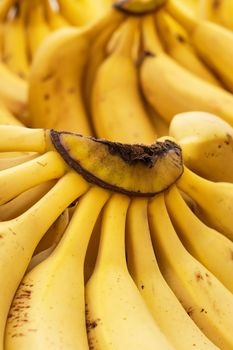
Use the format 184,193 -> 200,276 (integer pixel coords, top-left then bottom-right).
85,193 -> 174,350
0,180 -> 55,221
199,0 -> 233,31
27,0 -> 51,59
126,197 -> 218,350
0,0 -> 16,21
91,17 -> 157,143
0,171 -> 89,349
167,0 -> 233,92
156,10 -> 221,86
177,166 -> 233,242
0,151 -> 38,170
0,101 -> 23,125
166,185 -> 233,294
140,15 -> 233,125
43,0 -> 70,30
5,186 -> 108,350
29,9 -> 124,133
2,0 -> 30,79
149,192 -> 233,349
169,111 -> 233,182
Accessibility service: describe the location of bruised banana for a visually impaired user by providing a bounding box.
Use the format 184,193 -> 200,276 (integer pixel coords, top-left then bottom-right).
177,166 -> 233,242
29,9 -> 124,133
169,111 -> 233,182
140,15 -> 233,125
126,197 -> 218,350
165,185 -> 233,294
0,125 -> 183,196
91,17 -> 157,144
156,10 -> 221,86
85,193 -> 174,350
5,186 -> 109,350
149,193 -> 233,349
0,171 -> 89,349
167,0 -> 233,92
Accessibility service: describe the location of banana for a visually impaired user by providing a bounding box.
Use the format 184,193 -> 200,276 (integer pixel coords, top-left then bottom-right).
0,171 -> 89,349
43,0 -> 70,30
165,185 -> 233,294
85,193 -> 174,350
29,9 -> 124,133
156,10 -> 221,86
0,151 -> 38,170
199,0 -> 233,31
0,180 -> 55,221
0,151 -> 66,205
0,101 -> 23,125
167,0 -> 233,92
148,192 -> 233,349
126,197 -> 218,350
169,111 -> 233,182
91,17 -> 157,143
0,0 -> 16,21
5,186 -> 109,350
177,166 -> 233,242
2,0 -> 30,79
27,0 -> 51,59
140,15 -> 233,125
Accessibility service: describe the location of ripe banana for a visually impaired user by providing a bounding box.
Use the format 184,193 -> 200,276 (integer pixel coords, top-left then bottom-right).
0,171 -> 89,349
199,0 -> 233,31
5,186 -> 108,350
126,197 -> 218,350
165,185 -> 233,294
2,0 -> 30,79
85,193 -> 174,350
149,192 -> 233,349
43,0 -> 70,30
0,152 -> 38,171
29,9 -> 124,133
167,0 -> 233,92
0,101 -> 23,126
156,10 -> 221,86
177,166 -> 233,241
169,111 -> 233,182
0,0 -> 16,21
91,17 -> 157,143
140,15 -> 233,125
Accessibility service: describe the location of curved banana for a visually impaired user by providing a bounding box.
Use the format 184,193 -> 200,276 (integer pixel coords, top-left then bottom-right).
2,0 -> 30,79
91,17 -> 157,143
169,111 -> 233,182
156,10 -> 221,86
199,0 -> 233,31
5,186 -> 109,350
149,192 -> 233,349
167,0 -> 233,92
177,166 -> 233,242
0,171 -> 89,349
140,15 -> 233,125
27,0 -> 51,59
166,185 -> 233,294
126,197 -> 218,350
29,9 -> 124,133
43,0 -> 70,30
85,193 -> 174,350
0,151 -> 38,170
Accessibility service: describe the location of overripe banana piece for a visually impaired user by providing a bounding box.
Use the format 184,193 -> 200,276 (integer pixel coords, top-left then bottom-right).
5,186 -> 108,350
91,17 -> 157,143
29,9 -> 124,133
166,185 -> 233,294
177,166 -> 233,241
0,151 -> 66,205
85,193 -> 174,350
140,15 -> 233,125
2,0 -> 30,79
199,0 -> 233,31
126,197 -> 218,350
167,0 -> 233,92
43,0 -> 69,30
149,193 -> 233,349
156,10 -> 221,86
0,180 -> 55,221
27,0 -> 51,59
169,111 -> 233,182
0,171 -> 89,349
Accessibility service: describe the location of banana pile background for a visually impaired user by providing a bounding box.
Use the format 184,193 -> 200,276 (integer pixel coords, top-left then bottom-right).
0,0 -> 233,348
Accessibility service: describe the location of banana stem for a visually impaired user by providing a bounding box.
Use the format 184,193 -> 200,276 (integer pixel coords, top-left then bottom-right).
166,0 -> 197,32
